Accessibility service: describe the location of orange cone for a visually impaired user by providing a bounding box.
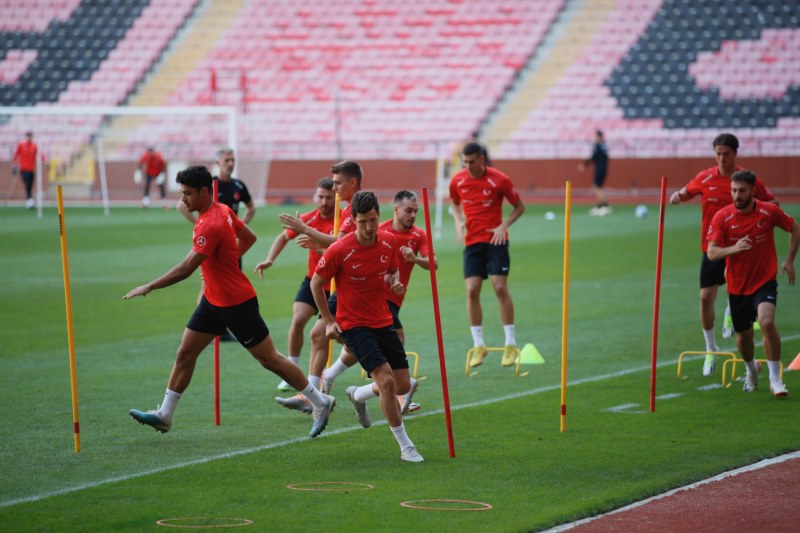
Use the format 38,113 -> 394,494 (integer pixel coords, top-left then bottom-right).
787,353 -> 800,371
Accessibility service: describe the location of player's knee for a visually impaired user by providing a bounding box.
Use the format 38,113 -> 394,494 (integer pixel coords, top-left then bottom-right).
757,315 -> 775,332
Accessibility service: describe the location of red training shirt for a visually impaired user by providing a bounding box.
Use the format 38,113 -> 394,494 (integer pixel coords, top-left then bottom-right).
193,202 -> 256,306
449,166 -> 521,246
139,151 -> 166,177
707,201 -> 795,296
683,165 -> 775,252
338,203 -> 355,235
13,140 -> 38,172
285,208 -> 334,288
379,219 -> 429,307
314,230 -> 399,331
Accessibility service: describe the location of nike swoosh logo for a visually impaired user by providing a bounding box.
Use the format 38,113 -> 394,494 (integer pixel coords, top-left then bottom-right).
243,337 -> 254,343
352,264 -> 361,269
731,225 -> 740,229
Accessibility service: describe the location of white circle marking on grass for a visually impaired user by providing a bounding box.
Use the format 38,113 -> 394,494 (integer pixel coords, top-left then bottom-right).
155,517 -> 253,528
287,481 -> 374,492
401,499 -> 493,511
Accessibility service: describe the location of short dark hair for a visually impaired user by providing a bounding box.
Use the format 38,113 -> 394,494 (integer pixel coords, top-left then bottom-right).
712,133 -> 739,152
462,142 -> 484,157
317,177 -> 334,190
351,190 -> 380,216
394,189 -> 417,203
176,165 -> 212,193
731,169 -> 756,186
331,160 -> 363,184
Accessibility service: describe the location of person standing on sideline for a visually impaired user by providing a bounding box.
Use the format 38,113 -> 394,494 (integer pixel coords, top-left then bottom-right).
12,131 -> 39,209
311,190 -> 423,462
124,165 -> 334,438
450,142 -> 525,368
177,147 -> 255,224
578,130 -> 610,216
254,177 -> 335,391
138,146 -> 168,207
670,133 -> 776,376
707,170 -> 798,397
320,189 -> 438,414
273,161 -> 362,412
179,147 -> 256,341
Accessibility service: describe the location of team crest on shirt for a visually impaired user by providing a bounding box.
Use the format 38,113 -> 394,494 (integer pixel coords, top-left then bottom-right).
380,254 -> 388,263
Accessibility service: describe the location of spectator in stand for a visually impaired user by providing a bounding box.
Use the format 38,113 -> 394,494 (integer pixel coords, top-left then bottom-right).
139,146 -> 168,207
12,131 -> 39,209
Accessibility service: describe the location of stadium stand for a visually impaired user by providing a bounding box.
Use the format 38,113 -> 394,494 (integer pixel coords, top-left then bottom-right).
494,0 -> 800,159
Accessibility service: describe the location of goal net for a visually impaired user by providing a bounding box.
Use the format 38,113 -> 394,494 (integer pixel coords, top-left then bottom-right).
0,106 -> 270,213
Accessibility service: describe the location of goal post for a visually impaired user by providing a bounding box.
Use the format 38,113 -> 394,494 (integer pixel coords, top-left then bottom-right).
1,106 -> 239,210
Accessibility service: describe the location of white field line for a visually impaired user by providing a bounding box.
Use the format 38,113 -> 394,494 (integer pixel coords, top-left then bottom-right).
546,450 -> 800,532
3,334 -> 799,509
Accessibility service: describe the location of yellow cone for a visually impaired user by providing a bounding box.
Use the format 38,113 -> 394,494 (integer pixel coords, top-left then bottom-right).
520,343 -> 545,365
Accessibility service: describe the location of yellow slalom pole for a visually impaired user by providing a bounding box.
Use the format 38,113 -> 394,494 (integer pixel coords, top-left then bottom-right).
57,186 -> 81,452
560,181 -> 572,433
326,194 -> 341,367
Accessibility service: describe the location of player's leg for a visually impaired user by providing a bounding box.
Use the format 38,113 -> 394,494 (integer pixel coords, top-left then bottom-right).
129,310 -> 217,433
754,282 -> 786,396
699,253 -> 725,375
489,243 -> 517,366
230,298 -> 335,436
730,293 -> 759,392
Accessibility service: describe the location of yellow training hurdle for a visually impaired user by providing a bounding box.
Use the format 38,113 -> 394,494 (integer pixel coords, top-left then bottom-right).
676,351 -> 737,384
721,358 -> 783,388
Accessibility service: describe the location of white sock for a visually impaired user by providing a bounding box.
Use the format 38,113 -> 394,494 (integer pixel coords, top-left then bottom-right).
353,383 -> 379,403
470,325 -> 485,347
288,355 -> 300,366
767,360 -> 782,383
322,357 -> 349,385
300,383 -> 326,408
308,375 -> 321,390
702,329 -> 718,352
158,389 -> 181,422
391,423 -> 414,450
503,324 -> 516,346
744,359 -> 759,376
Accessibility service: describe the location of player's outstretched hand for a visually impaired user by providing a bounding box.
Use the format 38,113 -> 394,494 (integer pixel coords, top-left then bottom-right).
123,285 -> 150,300
279,212 -> 305,234
253,260 -> 273,278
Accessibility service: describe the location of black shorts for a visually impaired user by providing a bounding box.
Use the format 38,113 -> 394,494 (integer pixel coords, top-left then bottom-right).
699,252 -> 726,288
187,296 -> 269,348
728,280 -> 778,333
294,276 -> 329,311
340,326 -> 409,374
327,292 -> 338,315
388,300 -> 402,330
464,242 -> 510,279
593,167 -> 607,187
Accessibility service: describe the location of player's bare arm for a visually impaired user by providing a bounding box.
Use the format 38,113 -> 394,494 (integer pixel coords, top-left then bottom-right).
707,237 -> 752,262
781,221 -> 800,285
400,246 -> 438,271
450,201 -> 466,243
242,200 -> 256,224
279,212 -> 337,247
123,250 -> 206,300
254,231 -> 289,278
310,273 -> 341,341
237,223 -> 257,257
670,187 -> 688,204
488,198 -> 525,245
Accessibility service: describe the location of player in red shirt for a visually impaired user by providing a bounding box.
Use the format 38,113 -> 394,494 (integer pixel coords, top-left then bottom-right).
321,190 -> 438,413
311,191 -> 423,462
274,161 -> 363,412
138,146 -> 168,207
12,131 -> 39,209
450,142 -> 525,368
670,133 -> 777,376
254,177 -> 335,391
124,166 -> 335,438
707,170 -> 799,398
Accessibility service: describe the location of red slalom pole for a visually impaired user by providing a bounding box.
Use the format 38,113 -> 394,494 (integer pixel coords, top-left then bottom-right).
421,187 -> 455,458
650,176 -> 667,412
213,178 -> 221,425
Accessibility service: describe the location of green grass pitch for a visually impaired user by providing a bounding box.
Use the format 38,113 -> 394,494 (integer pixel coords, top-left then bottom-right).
0,201 -> 798,532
